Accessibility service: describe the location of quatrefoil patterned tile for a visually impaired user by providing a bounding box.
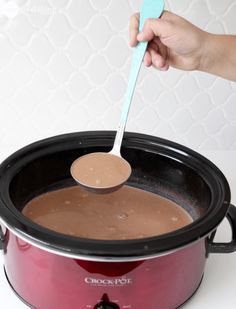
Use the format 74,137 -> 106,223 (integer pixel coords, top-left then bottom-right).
0,0 -> 236,151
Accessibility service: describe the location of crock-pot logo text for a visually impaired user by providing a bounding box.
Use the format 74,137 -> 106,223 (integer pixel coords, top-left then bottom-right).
85,277 -> 133,287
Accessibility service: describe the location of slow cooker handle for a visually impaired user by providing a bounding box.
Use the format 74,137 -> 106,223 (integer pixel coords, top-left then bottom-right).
209,204 -> 236,254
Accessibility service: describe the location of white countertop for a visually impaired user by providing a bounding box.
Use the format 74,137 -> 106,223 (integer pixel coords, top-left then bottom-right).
0,149 -> 236,309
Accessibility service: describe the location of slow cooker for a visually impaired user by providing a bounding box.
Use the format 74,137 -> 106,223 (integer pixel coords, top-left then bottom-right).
0,131 -> 235,309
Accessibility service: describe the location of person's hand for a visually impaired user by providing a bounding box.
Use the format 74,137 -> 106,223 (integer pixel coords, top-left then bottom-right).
129,11 -> 208,72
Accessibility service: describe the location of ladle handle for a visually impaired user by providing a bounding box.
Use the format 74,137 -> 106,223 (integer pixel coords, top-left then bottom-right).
112,0 -> 164,156
112,41 -> 148,155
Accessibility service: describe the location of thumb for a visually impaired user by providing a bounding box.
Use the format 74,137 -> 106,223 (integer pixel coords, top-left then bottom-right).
137,17 -> 173,42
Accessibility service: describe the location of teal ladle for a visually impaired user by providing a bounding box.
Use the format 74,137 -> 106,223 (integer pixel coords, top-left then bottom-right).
71,0 -> 164,193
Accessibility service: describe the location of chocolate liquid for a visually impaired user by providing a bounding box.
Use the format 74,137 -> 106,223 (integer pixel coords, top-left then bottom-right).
22,185 -> 192,240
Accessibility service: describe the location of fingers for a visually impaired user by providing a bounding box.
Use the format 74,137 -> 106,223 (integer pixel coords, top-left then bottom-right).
143,51 -> 152,67
143,41 -> 169,71
129,11 -> 171,71
130,10 -> 175,46
129,12 -> 140,47
148,49 -> 168,70
143,48 -> 169,71
153,38 -> 169,70
137,17 -> 172,42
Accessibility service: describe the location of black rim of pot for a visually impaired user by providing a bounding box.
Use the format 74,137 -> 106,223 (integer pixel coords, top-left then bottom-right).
0,131 -> 231,259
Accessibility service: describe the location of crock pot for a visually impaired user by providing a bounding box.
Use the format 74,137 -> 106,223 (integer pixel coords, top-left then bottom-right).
0,131 -> 236,309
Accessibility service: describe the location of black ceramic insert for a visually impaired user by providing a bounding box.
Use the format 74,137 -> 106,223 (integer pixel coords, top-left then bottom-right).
0,131 -> 230,259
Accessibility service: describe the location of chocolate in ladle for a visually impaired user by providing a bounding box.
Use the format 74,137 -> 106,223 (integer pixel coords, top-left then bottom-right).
70,152 -> 131,193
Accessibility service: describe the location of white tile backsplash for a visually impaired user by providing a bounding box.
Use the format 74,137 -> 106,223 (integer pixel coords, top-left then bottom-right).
224,94 -> 236,121
0,0 -> 236,152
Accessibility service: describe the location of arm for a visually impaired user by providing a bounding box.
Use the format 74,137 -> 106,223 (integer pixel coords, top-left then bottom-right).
200,34 -> 236,81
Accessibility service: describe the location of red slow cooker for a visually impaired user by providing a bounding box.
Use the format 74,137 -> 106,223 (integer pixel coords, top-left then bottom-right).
0,131 -> 236,309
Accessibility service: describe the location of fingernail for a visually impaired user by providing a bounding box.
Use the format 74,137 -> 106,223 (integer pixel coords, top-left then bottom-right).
137,32 -> 144,41
160,66 -> 168,71
155,59 -> 161,67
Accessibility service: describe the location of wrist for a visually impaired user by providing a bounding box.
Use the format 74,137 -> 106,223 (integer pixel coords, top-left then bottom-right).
198,32 -> 217,73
